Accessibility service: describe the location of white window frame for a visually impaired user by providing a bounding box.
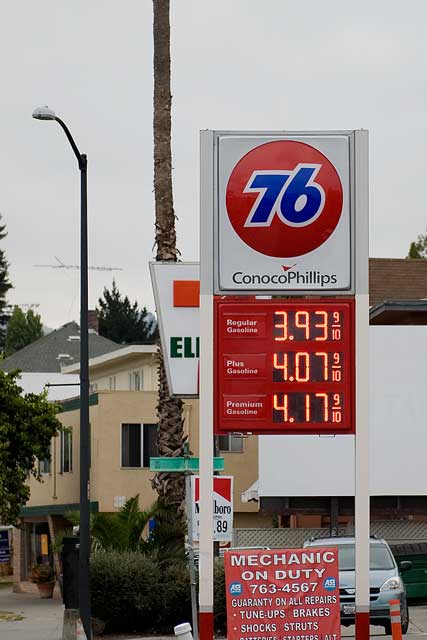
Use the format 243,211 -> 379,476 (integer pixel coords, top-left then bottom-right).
128,370 -> 143,391
218,434 -> 243,453
109,376 -> 116,391
60,428 -> 73,473
39,447 -> 51,475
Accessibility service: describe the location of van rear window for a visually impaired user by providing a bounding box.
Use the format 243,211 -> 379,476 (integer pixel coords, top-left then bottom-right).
337,544 -> 395,571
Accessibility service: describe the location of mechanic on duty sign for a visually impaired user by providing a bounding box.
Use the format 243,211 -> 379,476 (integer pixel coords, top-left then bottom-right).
209,132 -> 353,294
224,547 -> 340,640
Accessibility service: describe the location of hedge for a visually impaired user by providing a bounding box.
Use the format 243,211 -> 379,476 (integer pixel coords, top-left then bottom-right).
90,551 -> 227,635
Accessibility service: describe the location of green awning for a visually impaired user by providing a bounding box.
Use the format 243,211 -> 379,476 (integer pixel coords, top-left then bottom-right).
19,501 -> 99,518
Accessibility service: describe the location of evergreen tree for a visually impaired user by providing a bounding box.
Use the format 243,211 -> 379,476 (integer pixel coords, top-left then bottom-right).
97,280 -> 158,344
0,215 -> 12,349
407,231 -> 427,258
5,307 -> 44,356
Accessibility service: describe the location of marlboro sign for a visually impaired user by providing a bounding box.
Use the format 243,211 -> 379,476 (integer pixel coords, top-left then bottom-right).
191,476 -> 233,542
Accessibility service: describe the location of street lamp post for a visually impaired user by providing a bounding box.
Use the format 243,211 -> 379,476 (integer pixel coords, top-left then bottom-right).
32,106 -> 92,639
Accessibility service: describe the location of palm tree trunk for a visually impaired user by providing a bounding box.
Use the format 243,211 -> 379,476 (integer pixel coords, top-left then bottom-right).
151,349 -> 187,514
153,0 -> 178,262
152,0 -> 185,516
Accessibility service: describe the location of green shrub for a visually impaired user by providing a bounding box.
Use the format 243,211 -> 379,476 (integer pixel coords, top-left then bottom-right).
91,550 -> 228,634
91,551 -> 160,632
157,563 -> 192,631
214,558 -> 226,635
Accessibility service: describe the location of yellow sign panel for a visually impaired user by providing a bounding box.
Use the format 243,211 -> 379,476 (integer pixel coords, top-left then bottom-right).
41,534 -> 49,556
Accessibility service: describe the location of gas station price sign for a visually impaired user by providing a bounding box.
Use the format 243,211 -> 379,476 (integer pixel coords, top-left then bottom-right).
214,299 -> 355,435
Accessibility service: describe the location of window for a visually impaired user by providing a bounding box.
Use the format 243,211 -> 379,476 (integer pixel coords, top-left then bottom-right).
128,370 -> 143,391
109,376 -> 116,390
39,449 -> 51,474
121,423 -> 157,468
60,428 -> 73,473
218,434 -> 243,453
142,424 -> 157,468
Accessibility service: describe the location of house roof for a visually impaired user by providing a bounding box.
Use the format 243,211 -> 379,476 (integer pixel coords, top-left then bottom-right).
370,300 -> 427,325
61,343 -> 158,375
369,258 -> 427,307
0,321 -> 122,373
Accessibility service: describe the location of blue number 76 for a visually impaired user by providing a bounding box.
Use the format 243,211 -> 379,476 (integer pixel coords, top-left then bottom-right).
243,164 -> 325,228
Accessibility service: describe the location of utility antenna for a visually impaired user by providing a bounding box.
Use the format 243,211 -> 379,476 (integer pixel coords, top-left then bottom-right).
34,256 -> 123,272
5,303 -> 40,311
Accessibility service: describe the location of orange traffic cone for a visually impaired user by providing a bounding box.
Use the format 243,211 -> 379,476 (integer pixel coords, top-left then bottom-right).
389,599 -> 402,640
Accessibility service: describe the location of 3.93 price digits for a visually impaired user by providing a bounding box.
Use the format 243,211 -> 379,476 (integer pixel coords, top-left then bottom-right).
273,310 -> 343,342
250,582 -> 318,595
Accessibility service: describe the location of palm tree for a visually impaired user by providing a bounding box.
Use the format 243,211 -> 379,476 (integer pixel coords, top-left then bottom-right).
152,0 -> 186,518
67,496 -> 185,562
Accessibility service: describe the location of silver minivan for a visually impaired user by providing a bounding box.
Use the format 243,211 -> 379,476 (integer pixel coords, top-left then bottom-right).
303,536 -> 411,635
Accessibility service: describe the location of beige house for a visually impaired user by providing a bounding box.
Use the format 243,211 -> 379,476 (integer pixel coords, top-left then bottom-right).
13,344 -> 269,590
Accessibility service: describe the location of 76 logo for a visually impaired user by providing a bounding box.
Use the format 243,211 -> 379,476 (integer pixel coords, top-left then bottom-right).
243,163 -> 325,228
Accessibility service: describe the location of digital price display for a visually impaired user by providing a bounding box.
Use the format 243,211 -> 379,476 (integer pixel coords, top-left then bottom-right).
214,299 -> 355,435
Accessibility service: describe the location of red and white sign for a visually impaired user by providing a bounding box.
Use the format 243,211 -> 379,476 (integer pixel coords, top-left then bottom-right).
215,132 -> 352,293
191,476 -> 233,542
215,298 -> 355,435
149,262 -> 200,397
224,547 -> 341,640
226,140 -> 343,258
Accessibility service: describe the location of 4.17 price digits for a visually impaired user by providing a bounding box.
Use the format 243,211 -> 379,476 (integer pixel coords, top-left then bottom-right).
273,392 -> 343,424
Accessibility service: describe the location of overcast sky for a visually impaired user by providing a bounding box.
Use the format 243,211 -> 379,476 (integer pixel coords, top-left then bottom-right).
1,1 -> 426,329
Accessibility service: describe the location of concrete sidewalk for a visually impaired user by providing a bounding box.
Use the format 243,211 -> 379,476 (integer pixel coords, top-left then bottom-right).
0,585 -> 174,640
0,585 -> 63,639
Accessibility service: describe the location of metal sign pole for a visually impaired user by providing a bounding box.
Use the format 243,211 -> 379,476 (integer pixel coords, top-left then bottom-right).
185,472 -> 199,640
198,293 -> 214,640
199,130 -> 215,640
354,130 -> 370,640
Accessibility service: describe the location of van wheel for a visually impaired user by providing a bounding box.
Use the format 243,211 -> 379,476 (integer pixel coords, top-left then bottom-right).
384,621 -> 392,636
401,604 -> 409,635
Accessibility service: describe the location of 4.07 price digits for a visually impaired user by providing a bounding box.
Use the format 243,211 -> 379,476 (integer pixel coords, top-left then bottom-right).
273,351 -> 343,383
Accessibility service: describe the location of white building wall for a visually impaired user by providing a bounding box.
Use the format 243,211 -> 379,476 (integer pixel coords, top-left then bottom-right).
259,325 -> 427,497
88,356 -> 159,392
16,372 -> 80,400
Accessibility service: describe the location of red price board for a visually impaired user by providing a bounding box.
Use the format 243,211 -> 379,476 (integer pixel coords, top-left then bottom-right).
224,547 -> 341,640
214,298 -> 355,435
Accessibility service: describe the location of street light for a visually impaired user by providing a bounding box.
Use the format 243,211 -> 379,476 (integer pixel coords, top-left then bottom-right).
33,106 -> 91,639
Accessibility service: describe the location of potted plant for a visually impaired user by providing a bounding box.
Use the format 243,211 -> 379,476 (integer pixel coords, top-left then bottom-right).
30,563 -> 55,598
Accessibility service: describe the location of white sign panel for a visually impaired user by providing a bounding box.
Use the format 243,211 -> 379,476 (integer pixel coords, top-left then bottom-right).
150,262 -> 199,397
209,131 -> 353,294
259,325 -> 427,498
191,476 -> 233,542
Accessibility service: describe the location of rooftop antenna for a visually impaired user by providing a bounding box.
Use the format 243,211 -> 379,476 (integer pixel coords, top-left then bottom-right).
5,303 -> 40,311
34,256 -> 123,272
